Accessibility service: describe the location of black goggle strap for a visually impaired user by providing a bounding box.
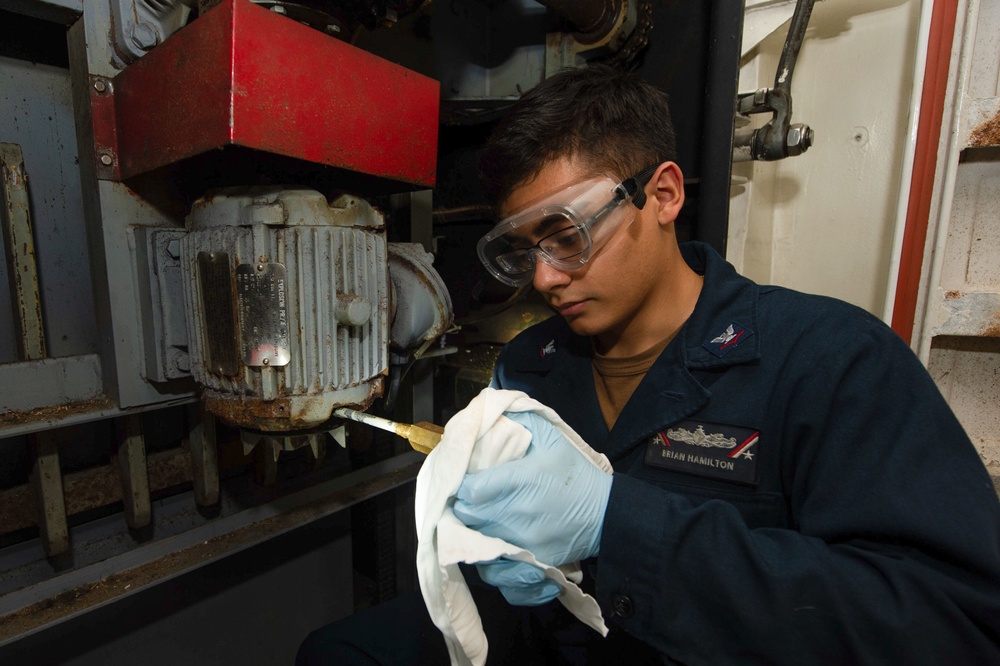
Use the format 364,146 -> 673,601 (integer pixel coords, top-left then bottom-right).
619,164 -> 660,210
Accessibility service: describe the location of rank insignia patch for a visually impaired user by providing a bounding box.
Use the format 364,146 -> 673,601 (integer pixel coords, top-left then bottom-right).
644,419 -> 760,485
703,322 -> 753,358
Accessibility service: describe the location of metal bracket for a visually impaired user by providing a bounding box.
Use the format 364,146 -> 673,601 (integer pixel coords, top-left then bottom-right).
134,227 -> 191,382
733,0 -> 816,162
187,404 -> 219,506
31,432 -> 70,557
108,0 -> 193,67
89,75 -> 120,181
116,414 -> 151,529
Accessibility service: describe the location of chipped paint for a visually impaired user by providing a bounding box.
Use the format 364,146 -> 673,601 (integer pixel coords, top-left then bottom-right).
932,291 -> 1000,338
968,108 -> 1000,148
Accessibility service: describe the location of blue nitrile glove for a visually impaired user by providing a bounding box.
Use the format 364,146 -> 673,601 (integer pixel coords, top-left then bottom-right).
453,410 -> 612,569
475,558 -> 562,606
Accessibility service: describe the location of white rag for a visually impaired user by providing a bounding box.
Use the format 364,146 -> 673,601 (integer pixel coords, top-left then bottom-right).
415,387 -> 612,666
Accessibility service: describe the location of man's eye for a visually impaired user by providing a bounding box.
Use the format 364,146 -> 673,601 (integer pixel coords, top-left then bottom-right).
541,228 -> 581,251
554,233 -> 579,248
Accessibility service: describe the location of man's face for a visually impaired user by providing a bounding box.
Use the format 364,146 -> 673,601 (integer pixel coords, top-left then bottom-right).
500,157 -> 661,340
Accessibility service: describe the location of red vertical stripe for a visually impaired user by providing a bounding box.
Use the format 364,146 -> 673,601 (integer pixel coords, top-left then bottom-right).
891,0 -> 960,343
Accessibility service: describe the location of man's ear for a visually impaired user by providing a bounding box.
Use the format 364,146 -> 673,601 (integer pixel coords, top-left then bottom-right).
649,162 -> 685,227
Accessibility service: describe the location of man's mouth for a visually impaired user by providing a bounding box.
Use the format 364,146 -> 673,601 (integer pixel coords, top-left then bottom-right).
554,299 -> 588,316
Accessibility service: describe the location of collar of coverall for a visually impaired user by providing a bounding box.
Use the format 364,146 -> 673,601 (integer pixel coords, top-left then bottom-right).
512,241 -> 761,373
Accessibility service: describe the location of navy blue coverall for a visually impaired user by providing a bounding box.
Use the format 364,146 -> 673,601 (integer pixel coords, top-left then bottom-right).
491,242 -> 1000,665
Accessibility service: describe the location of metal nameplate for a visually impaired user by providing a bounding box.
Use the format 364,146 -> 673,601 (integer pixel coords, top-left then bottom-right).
197,251 -> 239,376
235,262 -> 290,367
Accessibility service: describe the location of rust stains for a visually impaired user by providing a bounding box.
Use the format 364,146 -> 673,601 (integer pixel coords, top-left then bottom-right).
0,397 -> 115,429
204,395 -> 292,431
968,109 -> 1000,148
0,449 -> 195,536
981,314 -> 1000,339
0,458 -> 423,643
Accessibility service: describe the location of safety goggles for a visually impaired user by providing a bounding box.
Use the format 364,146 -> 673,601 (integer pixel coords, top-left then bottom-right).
477,165 -> 659,287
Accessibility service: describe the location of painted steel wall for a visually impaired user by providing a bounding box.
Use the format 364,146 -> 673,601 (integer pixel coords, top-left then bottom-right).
730,0 -> 921,317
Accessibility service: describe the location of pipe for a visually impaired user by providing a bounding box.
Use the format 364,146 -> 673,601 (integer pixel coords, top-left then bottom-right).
916,0 -> 977,362
888,0 -> 960,344
882,0 -> 937,325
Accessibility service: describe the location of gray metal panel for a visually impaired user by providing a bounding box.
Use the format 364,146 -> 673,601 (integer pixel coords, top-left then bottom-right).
0,55 -> 97,362
0,353 -> 102,413
68,17 -> 195,409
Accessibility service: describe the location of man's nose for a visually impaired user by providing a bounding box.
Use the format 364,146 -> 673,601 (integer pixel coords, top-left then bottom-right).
533,257 -> 571,291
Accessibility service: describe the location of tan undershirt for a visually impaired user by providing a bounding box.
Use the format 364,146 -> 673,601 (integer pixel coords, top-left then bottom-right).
592,333 -> 675,430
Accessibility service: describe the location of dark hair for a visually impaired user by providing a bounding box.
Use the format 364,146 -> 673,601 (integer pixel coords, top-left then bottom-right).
478,64 -> 677,209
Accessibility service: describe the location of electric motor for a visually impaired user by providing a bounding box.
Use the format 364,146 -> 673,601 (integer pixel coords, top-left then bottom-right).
181,186 -> 389,431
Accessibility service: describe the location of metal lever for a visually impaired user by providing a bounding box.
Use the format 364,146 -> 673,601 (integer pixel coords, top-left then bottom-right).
733,0 -> 816,161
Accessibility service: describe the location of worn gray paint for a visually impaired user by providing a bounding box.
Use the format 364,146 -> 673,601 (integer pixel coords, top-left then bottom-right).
0,55 -> 97,363
68,16 -> 195,408
0,353 -> 102,413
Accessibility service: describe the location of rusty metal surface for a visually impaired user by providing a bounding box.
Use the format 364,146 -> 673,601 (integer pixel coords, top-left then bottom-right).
0,448 -> 196,536
0,395 -> 203,441
98,0 -> 439,187
934,291 -> 1000,338
0,451 -> 424,646
0,394 -> 113,431
184,192 -> 390,431
968,108 -> 1000,148
0,143 -> 46,361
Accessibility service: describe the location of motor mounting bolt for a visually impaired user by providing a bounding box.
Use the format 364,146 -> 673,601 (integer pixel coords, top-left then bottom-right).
166,239 -> 181,260
130,21 -> 159,51
99,153 -> 114,166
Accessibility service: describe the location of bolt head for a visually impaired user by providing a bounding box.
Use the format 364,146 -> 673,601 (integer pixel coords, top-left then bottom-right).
93,79 -> 107,93
99,153 -> 114,166
166,239 -> 182,260
130,22 -> 159,51
786,124 -> 814,156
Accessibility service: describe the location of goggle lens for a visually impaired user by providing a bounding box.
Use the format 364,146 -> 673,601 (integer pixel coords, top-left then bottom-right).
477,166 -> 657,287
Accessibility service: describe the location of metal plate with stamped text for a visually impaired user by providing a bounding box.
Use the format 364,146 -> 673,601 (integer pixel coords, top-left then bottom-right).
198,251 -> 239,376
235,262 -> 290,367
